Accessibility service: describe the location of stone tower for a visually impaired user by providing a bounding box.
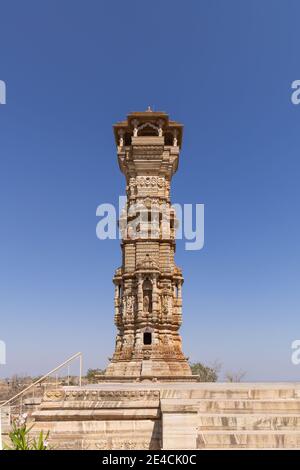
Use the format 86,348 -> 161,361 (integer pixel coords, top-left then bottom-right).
105,109 -> 192,380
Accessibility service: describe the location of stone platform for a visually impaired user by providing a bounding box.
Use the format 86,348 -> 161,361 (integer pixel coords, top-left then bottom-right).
96,374 -> 199,383
32,382 -> 300,450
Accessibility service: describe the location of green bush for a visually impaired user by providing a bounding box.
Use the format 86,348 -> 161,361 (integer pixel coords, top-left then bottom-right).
5,414 -> 50,450
190,361 -> 220,382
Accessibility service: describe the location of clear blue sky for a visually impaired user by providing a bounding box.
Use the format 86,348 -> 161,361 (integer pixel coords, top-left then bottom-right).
0,0 -> 300,380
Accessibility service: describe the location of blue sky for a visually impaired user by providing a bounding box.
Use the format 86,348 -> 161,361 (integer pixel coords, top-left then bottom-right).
0,0 -> 300,380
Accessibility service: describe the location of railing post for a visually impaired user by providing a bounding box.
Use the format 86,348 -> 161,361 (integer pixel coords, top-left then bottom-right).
79,354 -> 82,387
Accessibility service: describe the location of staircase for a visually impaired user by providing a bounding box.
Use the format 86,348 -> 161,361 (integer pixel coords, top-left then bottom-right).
196,384 -> 300,449
28,382 -> 300,450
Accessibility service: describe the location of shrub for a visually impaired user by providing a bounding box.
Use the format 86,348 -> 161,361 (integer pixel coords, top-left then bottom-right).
5,414 -> 50,450
190,361 -> 221,382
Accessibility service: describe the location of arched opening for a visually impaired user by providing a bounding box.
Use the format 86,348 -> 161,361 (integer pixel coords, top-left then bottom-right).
137,122 -> 159,137
143,332 -> 152,345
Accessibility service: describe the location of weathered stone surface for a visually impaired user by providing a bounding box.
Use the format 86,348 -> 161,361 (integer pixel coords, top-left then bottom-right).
106,110 -> 193,380
32,383 -> 300,450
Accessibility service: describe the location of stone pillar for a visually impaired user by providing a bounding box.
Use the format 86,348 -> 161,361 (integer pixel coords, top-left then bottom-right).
114,283 -> 120,318
178,282 -> 182,299
173,283 -> 177,298
137,274 -> 143,316
114,284 -> 119,300
152,275 -> 158,313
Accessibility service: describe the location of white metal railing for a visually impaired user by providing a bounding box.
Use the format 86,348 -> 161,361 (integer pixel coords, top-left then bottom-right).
0,352 -> 82,449
0,352 -> 82,409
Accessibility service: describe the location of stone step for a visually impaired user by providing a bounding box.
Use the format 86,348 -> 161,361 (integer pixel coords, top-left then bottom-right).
160,388 -> 300,400
197,399 -> 300,413
32,418 -> 161,448
39,399 -> 160,410
198,414 -> 300,430
197,430 -> 300,449
162,398 -> 300,413
33,408 -> 160,421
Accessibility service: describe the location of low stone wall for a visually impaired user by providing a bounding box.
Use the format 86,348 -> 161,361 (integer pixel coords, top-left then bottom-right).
32,383 -> 300,450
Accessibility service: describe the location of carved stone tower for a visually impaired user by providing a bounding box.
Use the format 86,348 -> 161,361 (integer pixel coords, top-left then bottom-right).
105,109 -> 192,380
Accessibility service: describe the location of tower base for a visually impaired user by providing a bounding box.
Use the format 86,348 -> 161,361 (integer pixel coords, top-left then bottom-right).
104,358 -> 195,381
